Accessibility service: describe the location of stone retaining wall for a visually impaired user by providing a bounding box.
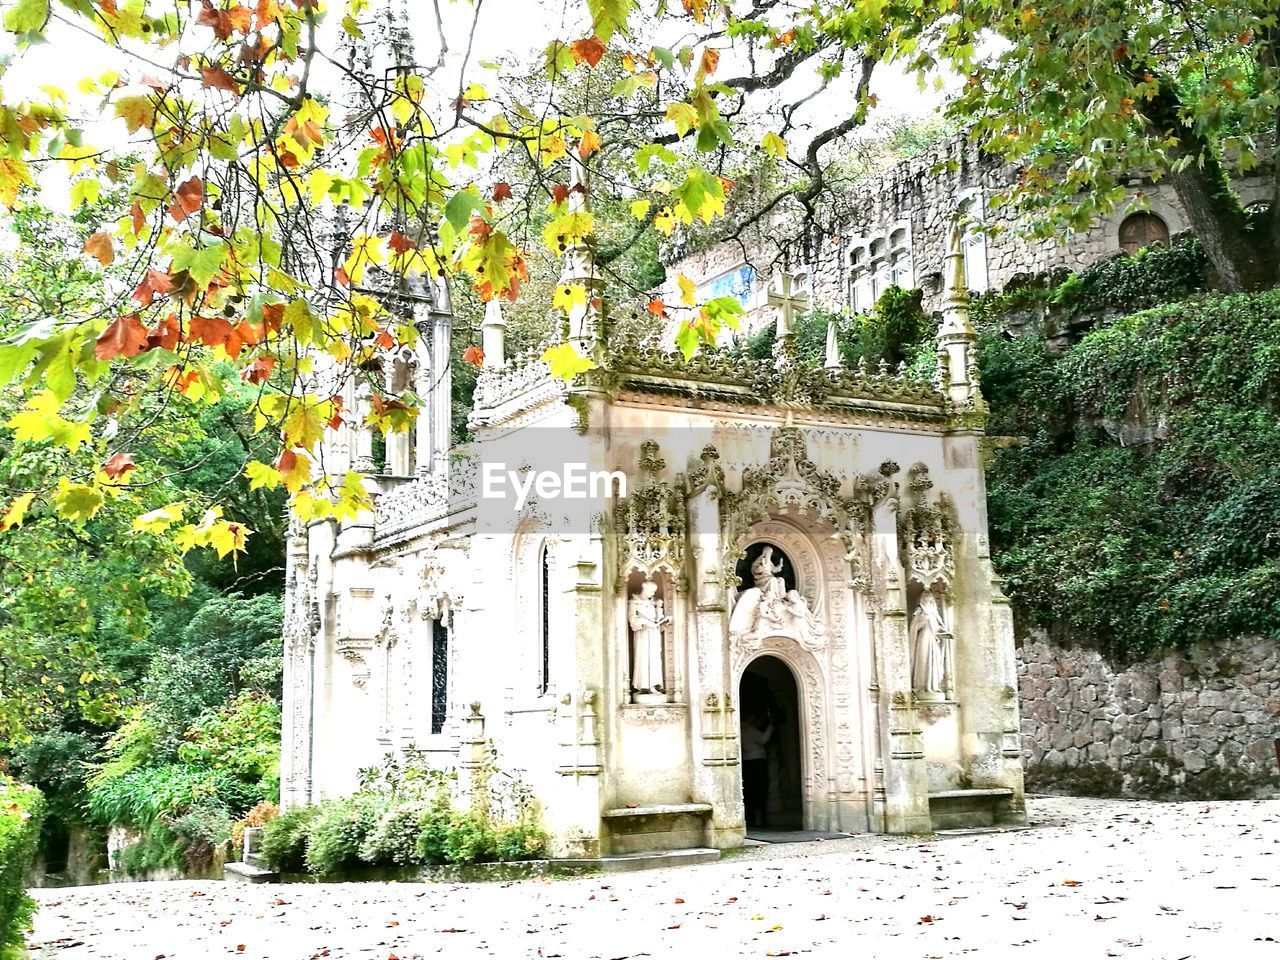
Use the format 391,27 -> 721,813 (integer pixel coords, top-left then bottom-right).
1017,635 -> 1280,799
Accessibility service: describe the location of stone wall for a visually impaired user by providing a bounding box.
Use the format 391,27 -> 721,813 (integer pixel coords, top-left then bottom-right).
1017,634 -> 1280,799
662,133 -> 1272,333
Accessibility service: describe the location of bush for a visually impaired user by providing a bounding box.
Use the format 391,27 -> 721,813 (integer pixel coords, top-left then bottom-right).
0,778 -> 44,960
178,691 -> 281,802
303,796 -> 387,875
87,763 -> 264,827
231,800 -> 278,857
360,802 -> 435,866
493,822 -> 549,862
259,806 -> 316,873
114,822 -> 184,877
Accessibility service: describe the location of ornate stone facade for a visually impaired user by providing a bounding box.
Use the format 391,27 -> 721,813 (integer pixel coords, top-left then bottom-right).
281,210 -> 1025,859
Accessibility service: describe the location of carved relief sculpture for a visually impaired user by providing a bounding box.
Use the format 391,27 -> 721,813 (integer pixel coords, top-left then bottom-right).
728,545 -> 828,651
628,579 -> 671,695
910,589 -> 948,699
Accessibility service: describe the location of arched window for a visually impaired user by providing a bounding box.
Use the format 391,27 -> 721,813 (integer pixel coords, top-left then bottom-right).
1118,212 -> 1170,254
958,195 -> 989,294
538,543 -> 550,696
869,238 -> 890,299
889,227 -> 913,288
848,244 -> 873,314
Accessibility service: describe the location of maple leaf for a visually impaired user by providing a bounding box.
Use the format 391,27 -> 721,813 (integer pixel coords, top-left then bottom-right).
578,130 -> 601,158
550,183 -> 570,205
1,493 -> 35,531
168,176 -> 204,223
145,314 -> 182,351
201,65 -> 241,96
698,48 -> 720,79
129,201 -> 146,235
388,231 -> 415,254
492,181 -> 513,202
647,298 -> 667,316
260,303 -> 285,334
189,314 -> 238,354
114,95 -> 155,134
570,36 -> 606,67
242,354 -> 276,384
541,342 -> 596,380
96,314 -> 151,360
462,345 -> 484,367
83,231 -> 114,266
102,452 -> 137,480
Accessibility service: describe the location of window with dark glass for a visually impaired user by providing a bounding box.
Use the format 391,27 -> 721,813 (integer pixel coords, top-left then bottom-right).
431,618 -> 448,735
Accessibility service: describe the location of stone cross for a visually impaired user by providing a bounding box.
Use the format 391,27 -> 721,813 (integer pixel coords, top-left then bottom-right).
767,272 -> 807,341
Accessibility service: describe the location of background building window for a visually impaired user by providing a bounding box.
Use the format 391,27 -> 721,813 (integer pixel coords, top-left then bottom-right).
431,619 -> 448,735
700,264 -> 757,308
538,543 -> 550,696
1118,212 -> 1171,255
958,196 -> 989,294
889,227 -> 913,288
869,238 -> 890,299
848,245 -> 873,313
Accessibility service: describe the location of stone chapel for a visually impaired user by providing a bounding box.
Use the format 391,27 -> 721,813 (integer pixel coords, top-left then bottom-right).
279,143 -> 1027,855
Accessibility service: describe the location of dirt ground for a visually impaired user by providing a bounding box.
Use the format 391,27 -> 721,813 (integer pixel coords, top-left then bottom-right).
30,796 -> 1280,959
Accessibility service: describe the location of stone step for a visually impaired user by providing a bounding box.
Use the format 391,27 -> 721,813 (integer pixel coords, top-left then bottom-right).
552,847 -> 720,875
223,861 -> 280,884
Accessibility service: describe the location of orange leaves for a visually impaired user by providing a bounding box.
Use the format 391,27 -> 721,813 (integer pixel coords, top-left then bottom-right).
578,130 -> 601,158
388,231 -> 416,255
462,345 -> 484,367
133,268 -> 173,307
83,231 -> 114,266
698,48 -> 720,79
242,354 -> 277,385
147,313 -> 182,351
95,314 -> 150,360
647,298 -> 667,317
102,452 -> 136,481
284,111 -> 324,150
570,36 -> 606,67
492,181 -> 513,203
201,66 -> 242,97
189,314 -> 235,351
550,183 -> 570,205
129,201 -> 146,235
682,0 -> 711,23
168,177 -> 204,223
196,0 -> 252,40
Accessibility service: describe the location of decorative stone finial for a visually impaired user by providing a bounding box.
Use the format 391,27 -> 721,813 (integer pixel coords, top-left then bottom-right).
559,154 -> 603,352
936,221 -> 980,406
481,298 -> 507,369
823,316 -> 842,370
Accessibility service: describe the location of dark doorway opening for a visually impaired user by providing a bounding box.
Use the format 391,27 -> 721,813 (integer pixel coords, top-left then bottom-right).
739,655 -> 803,830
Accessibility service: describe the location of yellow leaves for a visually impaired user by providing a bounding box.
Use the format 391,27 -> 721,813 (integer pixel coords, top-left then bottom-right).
461,228 -> 528,302
678,272 -> 697,306
0,157 -> 35,209
578,129 -> 601,158
1,493 -> 36,531
131,501 -> 186,534
665,102 -> 698,137
173,507 -> 252,559
6,391 -> 92,451
54,478 -> 103,524
282,402 -> 329,451
244,460 -> 281,491
114,95 -> 155,134
653,207 -> 675,235
630,198 -> 651,220
539,132 -> 567,165
543,210 -> 594,253
541,343 -> 597,381
695,47 -> 720,82
343,234 -> 386,286
553,284 -> 588,313
762,131 -> 787,159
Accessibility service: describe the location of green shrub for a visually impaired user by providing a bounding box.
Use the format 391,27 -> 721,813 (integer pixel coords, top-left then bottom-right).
303,796 -> 387,875
493,822 -> 549,862
178,691 -> 281,802
0,778 -> 44,960
441,811 -> 496,865
360,801 -> 436,866
259,806 -> 316,872
87,763 -> 264,827
114,822 -> 184,877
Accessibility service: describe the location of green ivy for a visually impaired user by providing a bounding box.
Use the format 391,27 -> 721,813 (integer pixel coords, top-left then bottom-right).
0,778 -> 44,960
982,289 -> 1280,658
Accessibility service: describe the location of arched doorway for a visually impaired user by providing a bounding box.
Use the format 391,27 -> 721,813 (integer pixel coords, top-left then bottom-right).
739,655 -> 803,830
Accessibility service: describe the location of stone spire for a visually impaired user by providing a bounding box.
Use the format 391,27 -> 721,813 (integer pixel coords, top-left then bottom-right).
936,223 -> 980,406
823,317 -> 842,371
481,298 -> 507,369
559,154 -> 604,353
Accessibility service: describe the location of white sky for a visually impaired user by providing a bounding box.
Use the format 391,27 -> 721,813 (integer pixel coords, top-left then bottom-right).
0,0 -> 949,215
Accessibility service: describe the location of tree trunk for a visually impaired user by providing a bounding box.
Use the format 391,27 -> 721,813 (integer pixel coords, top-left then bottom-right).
1145,80 -> 1276,292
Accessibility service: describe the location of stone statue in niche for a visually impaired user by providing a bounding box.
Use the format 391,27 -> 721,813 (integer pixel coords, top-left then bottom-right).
628,579 -> 671,696
910,589 -> 949,699
729,544 -> 827,651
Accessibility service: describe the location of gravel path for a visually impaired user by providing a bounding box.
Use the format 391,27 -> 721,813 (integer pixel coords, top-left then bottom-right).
30,797 -> 1280,959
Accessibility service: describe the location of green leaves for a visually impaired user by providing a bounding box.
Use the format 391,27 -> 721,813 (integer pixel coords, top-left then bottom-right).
585,0 -> 631,42
3,0 -> 49,43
